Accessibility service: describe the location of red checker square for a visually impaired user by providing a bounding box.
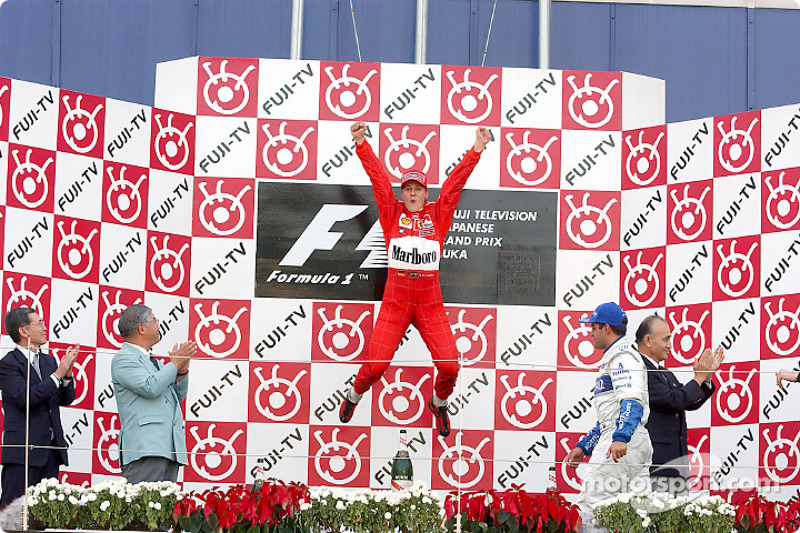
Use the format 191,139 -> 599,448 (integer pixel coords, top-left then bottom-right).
197,57 -> 259,117
759,420 -> 800,487
761,167 -> 800,233
0,76 -> 10,141
311,302 -> 374,363
59,471 -> 92,488
307,425 -> 371,487
1,272 -> 51,334
499,128 -> 560,189
184,421 -> 248,484
101,162 -> 149,228
562,71 -> 622,131
622,125 -> 667,189
145,231 -> 192,296
256,119 -> 318,180
52,215 -> 101,283
667,179 -> 713,244
712,235 -> 760,301
440,65 -> 502,126
0,206 -> 5,259
431,429 -> 494,491
713,110 -> 760,177
248,361 -> 311,424
761,294 -> 800,361
378,123 -> 440,185
559,190 -> 620,251
711,361 -> 759,426
96,286 -> 145,350
555,432 -> 588,494
557,310 -> 603,371
192,177 -> 255,238
620,246 -> 666,309
150,109 -> 195,174
686,427 -> 712,492
446,305 -> 496,369
92,411 -> 121,476
50,341 -> 96,410
57,89 -> 106,159
7,143 -> 56,212
319,61 -> 381,122
370,366 -> 434,428
494,370 -> 556,432
665,303 -> 713,367
189,299 -> 250,360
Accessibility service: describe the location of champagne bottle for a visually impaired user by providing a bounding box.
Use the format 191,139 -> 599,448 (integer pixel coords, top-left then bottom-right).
391,429 -> 413,490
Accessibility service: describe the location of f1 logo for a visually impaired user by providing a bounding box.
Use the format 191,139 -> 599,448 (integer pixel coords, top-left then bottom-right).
280,204 -> 383,267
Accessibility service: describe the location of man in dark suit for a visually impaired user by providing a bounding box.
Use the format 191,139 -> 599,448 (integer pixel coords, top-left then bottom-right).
636,314 -> 723,495
0,307 -> 78,509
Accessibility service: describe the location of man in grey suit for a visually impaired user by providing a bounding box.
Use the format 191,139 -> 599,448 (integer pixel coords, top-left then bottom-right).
111,304 -> 197,483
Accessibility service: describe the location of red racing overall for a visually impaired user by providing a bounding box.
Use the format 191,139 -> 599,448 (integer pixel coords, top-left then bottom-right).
351,140 -> 482,400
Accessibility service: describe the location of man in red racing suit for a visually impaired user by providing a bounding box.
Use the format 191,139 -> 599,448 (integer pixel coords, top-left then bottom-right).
339,121 -> 491,437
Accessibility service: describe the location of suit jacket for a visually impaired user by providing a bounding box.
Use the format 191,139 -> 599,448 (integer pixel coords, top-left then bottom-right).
0,347 -> 75,467
643,356 -> 714,477
111,342 -> 189,466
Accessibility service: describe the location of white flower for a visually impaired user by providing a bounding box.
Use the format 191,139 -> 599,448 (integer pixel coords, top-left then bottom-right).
642,516 -> 651,528
336,501 -> 346,511
100,501 -> 110,512
49,491 -> 57,501
57,494 -> 65,501
300,502 -> 312,511
384,512 -> 392,520
149,501 -> 155,508
154,502 -> 162,511
68,495 -> 79,505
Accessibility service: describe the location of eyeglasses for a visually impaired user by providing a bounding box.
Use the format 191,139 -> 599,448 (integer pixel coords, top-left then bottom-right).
142,316 -> 160,325
25,320 -> 46,328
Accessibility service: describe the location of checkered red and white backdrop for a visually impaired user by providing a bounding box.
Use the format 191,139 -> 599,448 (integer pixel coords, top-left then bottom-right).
0,58 -> 798,500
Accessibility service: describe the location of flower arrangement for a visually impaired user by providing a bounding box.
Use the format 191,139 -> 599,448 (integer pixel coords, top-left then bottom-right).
302,482 -> 443,533
173,479 -> 309,533
593,491 -> 736,533
733,494 -> 800,533
443,487 -> 582,533
27,477 -> 183,530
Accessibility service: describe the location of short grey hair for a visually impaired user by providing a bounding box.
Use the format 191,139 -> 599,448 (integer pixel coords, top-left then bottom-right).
117,304 -> 153,339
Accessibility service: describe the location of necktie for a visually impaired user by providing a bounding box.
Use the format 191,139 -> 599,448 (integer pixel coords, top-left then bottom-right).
32,352 -> 42,380
150,356 -> 160,370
